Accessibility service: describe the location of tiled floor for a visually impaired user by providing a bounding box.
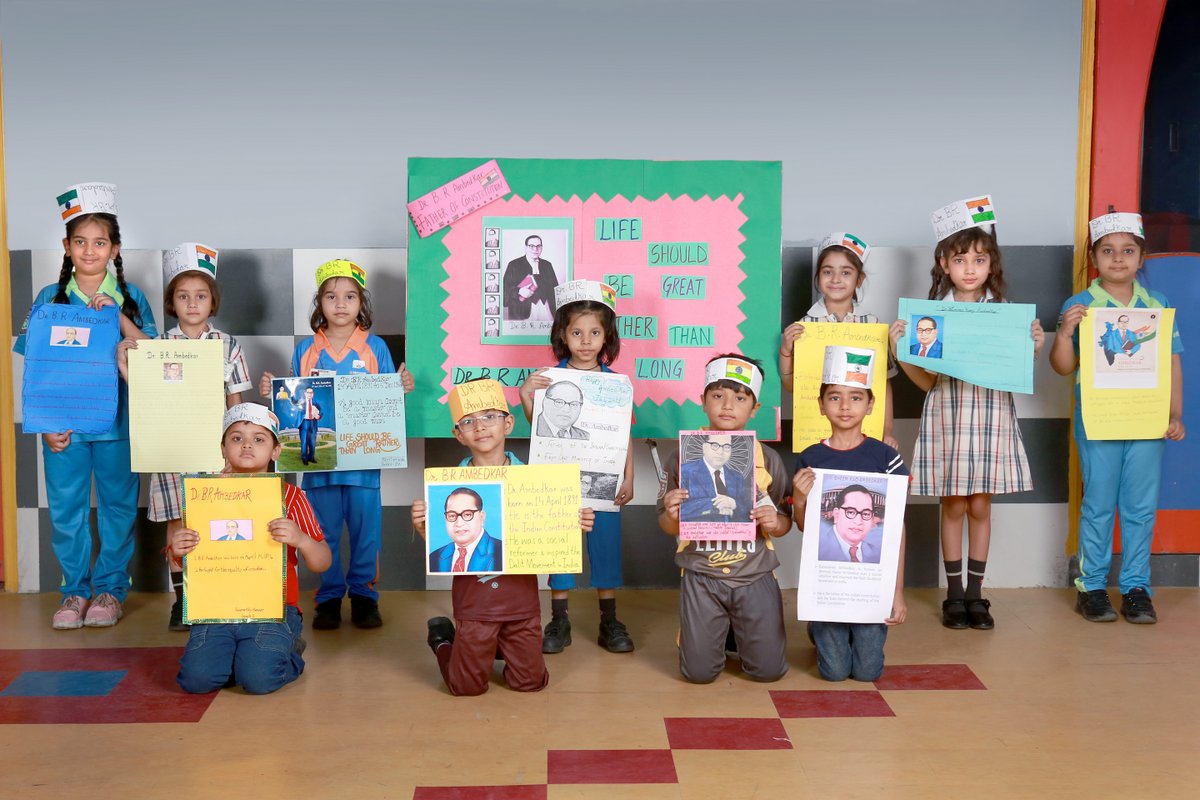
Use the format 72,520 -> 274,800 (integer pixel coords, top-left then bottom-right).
2,587 -> 1199,799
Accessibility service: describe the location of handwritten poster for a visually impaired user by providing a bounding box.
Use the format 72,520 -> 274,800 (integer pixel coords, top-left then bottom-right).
407,159 -> 511,239
424,464 -> 582,575
896,298 -> 1035,394
528,369 -> 633,511
791,323 -> 889,453
796,469 -> 908,624
271,374 -> 407,472
406,157 -> 783,439
128,339 -> 225,472
20,303 -> 121,434
1079,309 -> 1174,440
678,430 -> 757,541
182,474 -> 286,623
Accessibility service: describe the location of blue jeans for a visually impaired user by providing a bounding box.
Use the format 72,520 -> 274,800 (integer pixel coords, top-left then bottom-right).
177,606 -> 305,695
811,622 -> 887,682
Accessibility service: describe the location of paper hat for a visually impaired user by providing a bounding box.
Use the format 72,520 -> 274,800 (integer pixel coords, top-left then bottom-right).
448,380 -> 508,423
315,259 -> 367,288
222,403 -> 280,441
703,357 -> 764,400
56,182 -> 117,222
163,243 -> 219,285
818,232 -> 871,264
821,346 -> 875,388
554,279 -> 617,311
1089,212 -> 1144,243
930,195 -> 996,243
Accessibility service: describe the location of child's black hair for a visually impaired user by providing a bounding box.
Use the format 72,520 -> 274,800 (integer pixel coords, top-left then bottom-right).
309,276 -> 373,332
818,382 -> 875,402
164,271 -> 221,318
57,213 -> 143,328
551,300 -> 620,365
929,227 -> 1008,302
704,352 -> 763,400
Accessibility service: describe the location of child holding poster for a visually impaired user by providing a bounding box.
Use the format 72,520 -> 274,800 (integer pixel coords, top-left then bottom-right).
13,183 -> 156,629
260,259 -> 414,631
890,198 -> 1044,631
413,379 -> 594,695
657,354 -> 794,684
170,404 -> 331,694
779,232 -> 898,447
518,280 -> 636,654
1050,212 -> 1185,624
792,350 -> 908,682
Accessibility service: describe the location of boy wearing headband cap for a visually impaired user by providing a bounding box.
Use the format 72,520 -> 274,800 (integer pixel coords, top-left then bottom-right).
171,404 -> 331,694
412,379 -> 594,695
658,353 -> 794,684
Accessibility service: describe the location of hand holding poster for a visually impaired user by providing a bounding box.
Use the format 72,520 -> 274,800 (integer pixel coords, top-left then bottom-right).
1079,309 -> 1175,440
896,298 -> 1036,394
20,303 -> 121,434
128,339 -> 225,472
425,464 -> 582,575
796,469 -> 908,624
528,368 -> 633,511
678,430 -> 757,541
182,474 -> 286,623
790,323 -> 889,452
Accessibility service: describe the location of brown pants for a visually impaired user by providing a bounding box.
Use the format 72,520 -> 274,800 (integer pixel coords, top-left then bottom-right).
434,615 -> 548,696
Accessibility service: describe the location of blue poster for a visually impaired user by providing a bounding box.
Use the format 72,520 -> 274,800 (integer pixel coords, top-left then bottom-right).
21,303 -> 120,433
896,298 -> 1035,394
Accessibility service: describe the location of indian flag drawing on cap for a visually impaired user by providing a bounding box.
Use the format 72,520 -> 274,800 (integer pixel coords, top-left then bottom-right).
843,351 -> 872,385
725,358 -> 754,386
195,245 -> 217,275
163,243 -> 220,285
600,283 -> 617,307
966,196 -> 995,224
315,259 -> 367,288
822,345 -> 875,389
818,232 -> 871,263
55,182 -> 117,222
840,233 -> 869,258
57,189 -> 81,221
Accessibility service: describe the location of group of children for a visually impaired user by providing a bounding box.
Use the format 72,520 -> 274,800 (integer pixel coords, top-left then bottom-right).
14,182 -> 1184,696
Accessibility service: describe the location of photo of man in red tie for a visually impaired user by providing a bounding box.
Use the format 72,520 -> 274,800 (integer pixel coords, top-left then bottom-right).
428,487 -> 503,574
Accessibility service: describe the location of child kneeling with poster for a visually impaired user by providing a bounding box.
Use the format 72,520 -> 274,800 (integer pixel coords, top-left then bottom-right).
658,355 -> 794,683
171,404 -> 331,694
793,348 -> 907,683
412,379 -> 595,696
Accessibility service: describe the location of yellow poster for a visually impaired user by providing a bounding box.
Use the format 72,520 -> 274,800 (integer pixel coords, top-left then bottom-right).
424,464 -> 582,575
1080,309 -> 1174,440
791,322 -> 889,452
183,474 -> 286,623
129,339 -> 225,472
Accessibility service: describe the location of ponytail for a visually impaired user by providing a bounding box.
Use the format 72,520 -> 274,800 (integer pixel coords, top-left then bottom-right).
52,255 -> 73,305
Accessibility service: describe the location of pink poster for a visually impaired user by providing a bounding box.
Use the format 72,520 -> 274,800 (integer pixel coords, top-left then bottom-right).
407,160 -> 510,239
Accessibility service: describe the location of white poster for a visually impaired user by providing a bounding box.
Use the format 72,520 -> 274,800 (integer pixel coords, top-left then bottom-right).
1090,307 -> 1163,390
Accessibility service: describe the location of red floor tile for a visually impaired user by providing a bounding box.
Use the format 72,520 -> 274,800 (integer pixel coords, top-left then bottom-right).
873,663 -> 986,691
664,716 -> 793,749
769,689 -> 895,719
0,647 -> 216,724
547,749 -> 678,785
412,787 -> 547,800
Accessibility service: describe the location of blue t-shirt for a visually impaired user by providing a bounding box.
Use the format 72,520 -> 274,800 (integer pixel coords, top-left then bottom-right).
795,436 -> 909,477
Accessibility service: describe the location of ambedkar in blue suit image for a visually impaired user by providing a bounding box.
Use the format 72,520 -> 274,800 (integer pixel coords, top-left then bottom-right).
680,433 -> 752,523
429,487 -> 503,573
818,484 -> 882,564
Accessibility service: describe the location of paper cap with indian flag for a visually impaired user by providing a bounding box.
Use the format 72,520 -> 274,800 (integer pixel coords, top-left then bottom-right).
818,232 -> 871,264
1088,211 -> 1144,244
315,258 -> 367,289
163,243 -> 219,285
821,345 -> 875,389
930,195 -> 997,243
554,279 -> 617,312
448,379 -> 508,424
703,356 -> 764,400
56,182 -> 117,223
222,403 -> 280,441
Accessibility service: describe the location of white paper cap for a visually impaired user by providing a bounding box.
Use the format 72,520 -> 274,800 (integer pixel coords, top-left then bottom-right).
223,403 -> 280,441
703,357 -> 764,400
1089,212 -> 1144,243
56,182 -> 117,222
554,279 -> 616,311
163,243 -> 219,285
930,195 -> 996,243
817,232 -> 871,264
821,346 -> 875,389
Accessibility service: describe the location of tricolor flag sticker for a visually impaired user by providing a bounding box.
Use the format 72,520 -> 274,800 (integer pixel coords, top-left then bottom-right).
725,358 -> 754,387
57,190 -> 81,221
349,263 -> 367,287
195,245 -> 217,274
841,233 -> 868,257
966,196 -> 995,224
844,351 -> 872,385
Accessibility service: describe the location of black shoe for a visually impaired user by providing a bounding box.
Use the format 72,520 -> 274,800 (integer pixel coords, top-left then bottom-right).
598,616 -> 634,653
964,598 -> 994,630
168,598 -> 187,632
294,635 -> 308,656
350,596 -> 383,629
426,616 -> 455,649
1075,589 -> 1118,622
542,616 -> 572,654
724,626 -> 740,659
313,598 -> 342,630
941,599 -> 969,629
1120,588 -> 1157,624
